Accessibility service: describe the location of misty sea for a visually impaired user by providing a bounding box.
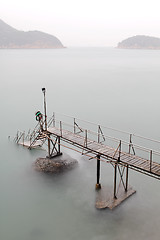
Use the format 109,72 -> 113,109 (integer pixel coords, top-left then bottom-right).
0,47 -> 160,240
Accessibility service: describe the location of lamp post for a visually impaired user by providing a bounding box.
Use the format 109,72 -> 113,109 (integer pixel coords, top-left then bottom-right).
42,88 -> 47,131
42,88 -> 51,157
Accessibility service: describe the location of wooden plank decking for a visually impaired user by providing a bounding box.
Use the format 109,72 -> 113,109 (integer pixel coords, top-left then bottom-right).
18,140 -> 43,148
47,127 -> 160,178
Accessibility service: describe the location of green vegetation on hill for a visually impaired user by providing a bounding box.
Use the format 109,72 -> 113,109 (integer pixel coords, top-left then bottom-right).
117,35 -> 160,49
0,19 -> 64,49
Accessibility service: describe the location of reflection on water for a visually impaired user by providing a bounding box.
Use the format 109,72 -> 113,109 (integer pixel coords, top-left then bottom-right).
0,48 -> 160,240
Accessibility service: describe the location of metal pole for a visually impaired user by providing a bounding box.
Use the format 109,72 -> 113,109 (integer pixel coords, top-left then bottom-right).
95,154 -> 101,189
150,150 -> 152,172
58,136 -> 61,154
48,137 -> 51,158
74,118 -> 76,134
125,165 -> 129,192
16,131 -> 19,143
23,131 -> 25,146
114,163 -> 117,199
129,134 -> 132,154
118,140 -> 121,162
85,130 -> 87,147
60,121 -> 62,136
42,88 -> 47,131
53,112 -> 55,127
98,125 -> 100,143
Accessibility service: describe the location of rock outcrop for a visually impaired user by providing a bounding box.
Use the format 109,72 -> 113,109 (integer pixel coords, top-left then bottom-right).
34,155 -> 78,173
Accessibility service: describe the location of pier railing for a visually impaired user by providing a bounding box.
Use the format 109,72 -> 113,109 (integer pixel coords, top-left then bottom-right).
51,112 -> 160,171
14,130 -> 25,145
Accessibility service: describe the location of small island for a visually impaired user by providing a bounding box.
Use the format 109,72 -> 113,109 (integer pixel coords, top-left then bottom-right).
0,19 -> 64,49
117,35 -> 160,49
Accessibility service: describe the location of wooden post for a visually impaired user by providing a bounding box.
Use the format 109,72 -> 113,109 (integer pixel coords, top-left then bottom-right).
95,154 -> 101,189
114,163 -> 117,199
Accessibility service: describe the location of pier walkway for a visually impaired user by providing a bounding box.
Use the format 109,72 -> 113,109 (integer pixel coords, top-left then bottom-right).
15,112 -> 160,209
47,125 -> 160,180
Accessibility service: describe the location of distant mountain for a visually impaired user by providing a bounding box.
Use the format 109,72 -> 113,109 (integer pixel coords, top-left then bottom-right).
117,35 -> 160,49
0,19 -> 64,49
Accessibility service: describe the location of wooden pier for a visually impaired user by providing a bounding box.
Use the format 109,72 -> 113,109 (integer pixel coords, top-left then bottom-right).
14,89 -> 160,209
15,114 -> 160,209
47,126 -> 160,179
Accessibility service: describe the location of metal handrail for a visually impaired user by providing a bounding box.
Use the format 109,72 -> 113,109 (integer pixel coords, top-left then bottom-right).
54,119 -> 159,154
55,112 -> 160,144
53,118 -> 160,166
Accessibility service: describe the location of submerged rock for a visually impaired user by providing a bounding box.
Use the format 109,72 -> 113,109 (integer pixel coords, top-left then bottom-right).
34,154 -> 78,173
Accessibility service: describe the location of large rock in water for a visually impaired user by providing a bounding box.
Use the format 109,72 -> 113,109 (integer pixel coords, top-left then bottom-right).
0,19 -> 64,49
34,154 -> 78,173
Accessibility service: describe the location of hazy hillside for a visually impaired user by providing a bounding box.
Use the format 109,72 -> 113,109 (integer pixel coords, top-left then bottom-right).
117,35 -> 160,49
0,19 -> 64,49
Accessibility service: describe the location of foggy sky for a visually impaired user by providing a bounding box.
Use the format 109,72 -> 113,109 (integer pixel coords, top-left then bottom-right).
1,0 -> 160,47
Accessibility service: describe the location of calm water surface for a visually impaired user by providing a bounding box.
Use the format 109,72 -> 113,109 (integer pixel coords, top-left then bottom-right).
0,48 -> 160,240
